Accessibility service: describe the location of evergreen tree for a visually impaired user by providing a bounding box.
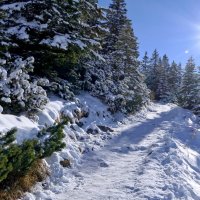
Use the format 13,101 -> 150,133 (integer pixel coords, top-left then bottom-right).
179,57 -> 199,111
140,51 -> 150,78
99,0 -> 149,113
168,61 -> 182,103
38,123 -> 66,158
147,49 -> 160,98
79,0 -> 107,90
156,55 -> 170,100
0,55 -> 49,113
103,0 -> 127,53
0,0 -> 101,84
192,65 -> 200,115
0,123 -> 66,184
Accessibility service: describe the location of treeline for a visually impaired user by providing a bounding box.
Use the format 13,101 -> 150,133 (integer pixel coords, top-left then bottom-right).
0,0 -> 149,194
0,0 -> 149,115
0,0 -> 199,195
140,50 -> 200,115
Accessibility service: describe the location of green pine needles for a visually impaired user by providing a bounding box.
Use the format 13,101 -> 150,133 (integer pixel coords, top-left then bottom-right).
38,123 -> 66,158
0,122 -> 66,184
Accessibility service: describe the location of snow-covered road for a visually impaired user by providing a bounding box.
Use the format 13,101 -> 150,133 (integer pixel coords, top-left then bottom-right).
50,103 -> 200,200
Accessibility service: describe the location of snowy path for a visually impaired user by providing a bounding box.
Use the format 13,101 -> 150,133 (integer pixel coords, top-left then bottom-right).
51,103 -> 200,200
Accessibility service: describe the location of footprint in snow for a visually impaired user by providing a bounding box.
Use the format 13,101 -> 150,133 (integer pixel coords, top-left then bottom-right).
110,145 -> 140,154
136,145 -> 148,151
110,147 -> 128,153
124,185 -> 135,190
99,161 -> 109,168
124,185 -> 135,194
73,172 -> 84,179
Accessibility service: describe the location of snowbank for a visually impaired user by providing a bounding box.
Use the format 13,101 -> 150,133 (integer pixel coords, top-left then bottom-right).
11,92 -> 119,199
1,95 -> 199,200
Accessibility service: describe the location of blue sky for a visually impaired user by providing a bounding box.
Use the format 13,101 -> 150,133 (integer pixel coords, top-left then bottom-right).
99,0 -> 200,66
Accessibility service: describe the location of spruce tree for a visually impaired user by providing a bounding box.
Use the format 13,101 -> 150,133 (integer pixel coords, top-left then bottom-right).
179,57 -> 199,111
0,0 -> 101,83
0,56 -> 49,113
103,0 -> 127,53
79,0 -> 107,90
140,51 -> 150,78
192,65 -> 200,115
100,0 -> 149,113
147,49 -> 160,98
156,55 -> 170,100
168,61 -> 182,103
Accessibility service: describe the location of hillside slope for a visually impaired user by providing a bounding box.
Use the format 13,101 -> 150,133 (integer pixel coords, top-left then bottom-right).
25,102 -> 200,200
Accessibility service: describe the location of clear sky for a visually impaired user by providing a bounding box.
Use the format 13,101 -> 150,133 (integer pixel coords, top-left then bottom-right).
99,0 -> 200,66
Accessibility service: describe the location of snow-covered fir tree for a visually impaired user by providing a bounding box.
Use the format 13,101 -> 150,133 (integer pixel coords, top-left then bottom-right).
156,58 -> 166,100
179,57 -> 199,112
156,55 -> 170,100
140,51 -> 150,78
168,61 -> 182,103
148,50 -> 160,93
189,62 -> 200,115
195,67 -> 200,115
98,0 -> 149,113
79,0 -> 108,90
0,0 -> 101,83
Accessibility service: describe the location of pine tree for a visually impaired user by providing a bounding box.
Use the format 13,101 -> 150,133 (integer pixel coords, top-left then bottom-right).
168,61 -> 182,103
192,65 -> 200,115
179,57 -> 199,111
146,49 -> 160,93
140,52 -> 150,78
78,0 -> 107,91
38,122 -> 66,158
0,124 -> 66,184
0,128 -> 16,147
99,0 -> 149,113
0,147 -> 12,183
103,0 -> 127,53
0,0 -> 101,83
156,55 -> 170,100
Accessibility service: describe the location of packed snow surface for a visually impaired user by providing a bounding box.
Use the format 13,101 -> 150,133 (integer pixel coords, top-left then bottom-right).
45,103 -> 200,200
1,93 -> 199,200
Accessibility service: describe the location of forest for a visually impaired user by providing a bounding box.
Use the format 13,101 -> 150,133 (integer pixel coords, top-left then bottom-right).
0,0 -> 199,199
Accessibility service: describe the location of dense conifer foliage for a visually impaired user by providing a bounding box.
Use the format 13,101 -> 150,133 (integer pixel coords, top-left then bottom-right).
0,122 -> 66,184
86,0 -> 149,113
140,51 -> 200,115
0,0 -> 149,114
0,0 -> 152,189
0,1 -> 199,197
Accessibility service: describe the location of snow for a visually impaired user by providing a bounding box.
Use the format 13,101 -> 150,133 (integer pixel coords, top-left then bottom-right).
0,59 -> 6,65
22,100 -> 200,200
6,26 -> 29,40
73,40 -> 87,50
0,113 -> 38,144
1,97 -> 11,103
40,34 -> 71,50
0,93 -> 199,199
0,2 -> 29,12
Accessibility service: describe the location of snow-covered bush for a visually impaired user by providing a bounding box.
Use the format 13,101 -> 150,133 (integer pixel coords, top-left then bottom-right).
0,56 -> 49,113
49,79 -> 75,100
0,128 -> 39,183
0,122 -> 66,184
